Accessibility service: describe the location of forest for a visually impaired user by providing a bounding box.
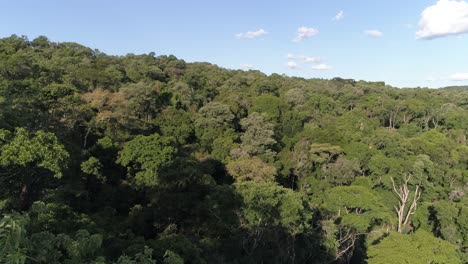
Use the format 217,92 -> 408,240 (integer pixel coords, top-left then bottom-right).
0,35 -> 467,263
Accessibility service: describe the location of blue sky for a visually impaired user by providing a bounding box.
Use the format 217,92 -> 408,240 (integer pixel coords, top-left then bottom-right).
1,0 -> 468,88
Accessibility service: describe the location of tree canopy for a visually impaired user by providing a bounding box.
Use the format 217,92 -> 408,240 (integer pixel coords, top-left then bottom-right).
0,35 -> 466,263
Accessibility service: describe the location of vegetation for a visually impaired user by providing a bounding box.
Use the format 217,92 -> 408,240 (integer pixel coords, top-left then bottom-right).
0,35 -> 467,263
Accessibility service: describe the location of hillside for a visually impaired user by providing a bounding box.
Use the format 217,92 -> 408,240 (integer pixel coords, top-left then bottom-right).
442,85 -> 468,91
0,35 -> 467,264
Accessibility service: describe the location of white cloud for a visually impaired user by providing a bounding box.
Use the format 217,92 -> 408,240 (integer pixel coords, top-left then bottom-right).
288,53 -> 328,70
312,64 -> 332,70
236,29 -> 268,39
240,64 -> 254,70
450,72 -> 468,81
333,10 -> 344,21
364,30 -> 384,37
293,26 -> 319,42
417,0 -> 468,39
287,61 -> 298,69
300,56 -> 321,63
287,53 -> 321,63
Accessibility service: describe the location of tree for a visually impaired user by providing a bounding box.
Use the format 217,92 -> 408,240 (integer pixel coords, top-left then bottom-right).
120,82 -> 168,122
116,247 -> 157,264
194,102 -> 234,151
367,231 -> 463,264
239,112 -> 276,156
322,185 -> 389,262
1,34 -> 468,263
0,96 -> 5,128
0,128 -> 69,210
235,181 -> 312,262
322,157 -> 361,186
284,88 -> 305,108
432,200 -> 466,245
81,156 -> 105,182
227,158 -> 276,183
156,108 -> 194,145
249,94 -> 283,123
292,140 -> 344,180
117,133 -> 177,187
391,175 -> 421,233
279,111 -> 304,139
0,214 -> 28,264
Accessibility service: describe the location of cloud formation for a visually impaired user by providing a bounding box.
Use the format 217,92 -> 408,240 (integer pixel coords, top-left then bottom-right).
333,10 -> 344,21
450,72 -> 468,81
236,29 -> 268,39
364,30 -> 384,37
287,61 -> 298,69
293,26 -> 319,42
288,53 -> 321,63
417,0 -> 468,39
312,64 -> 332,70
287,53 -> 330,70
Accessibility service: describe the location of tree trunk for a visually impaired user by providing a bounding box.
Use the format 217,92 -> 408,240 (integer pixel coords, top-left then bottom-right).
19,184 -> 31,211
391,175 -> 421,233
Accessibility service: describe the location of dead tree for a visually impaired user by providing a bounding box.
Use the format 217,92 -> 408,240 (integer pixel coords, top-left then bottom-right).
391,175 -> 421,233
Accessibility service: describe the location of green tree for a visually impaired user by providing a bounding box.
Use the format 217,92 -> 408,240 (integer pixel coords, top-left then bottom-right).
117,133 -> 177,187
321,157 -> 361,186
367,231 -> 463,264
249,94 -> 283,123
194,102 -> 234,151
226,158 -> 276,183
0,214 -> 28,264
0,128 -> 69,210
235,181 -> 312,262
322,185 -> 389,262
155,108 -> 193,145
116,247 -> 156,264
239,112 -> 276,156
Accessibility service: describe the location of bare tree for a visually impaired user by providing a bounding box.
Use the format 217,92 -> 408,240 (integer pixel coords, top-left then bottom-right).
335,228 -> 358,262
391,175 -> 421,233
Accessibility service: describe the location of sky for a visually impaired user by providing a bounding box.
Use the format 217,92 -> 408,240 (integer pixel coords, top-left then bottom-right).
1,0 -> 468,88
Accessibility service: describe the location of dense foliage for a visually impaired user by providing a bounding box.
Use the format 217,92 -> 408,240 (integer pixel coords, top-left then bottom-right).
0,35 -> 467,263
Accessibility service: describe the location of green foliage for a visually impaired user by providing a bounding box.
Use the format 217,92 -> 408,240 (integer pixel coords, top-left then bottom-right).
0,35 -> 467,263
0,128 -> 69,177
367,231 -> 463,264
236,182 -> 312,234
227,157 -> 276,183
239,112 -> 276,156
250,94 -> 283,122
163,250 -> 184,264
432,200 -> 466,245
120,82 -> 167,122
322,157 -> 361,186
156,108 -> 193,145
292,139 -> 344,179
194,102 -> 234,151
57,229 -> 104,261
210,130 -> 237,163
117,133 -> 177,187
116,247 -> 156,264
81,157 -> 104,181
323,185 -> 388,233
0,214 -> 28,264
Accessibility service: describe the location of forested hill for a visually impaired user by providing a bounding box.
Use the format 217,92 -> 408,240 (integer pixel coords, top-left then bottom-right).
0,35 -> 467,264
442,86 -> 468,91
